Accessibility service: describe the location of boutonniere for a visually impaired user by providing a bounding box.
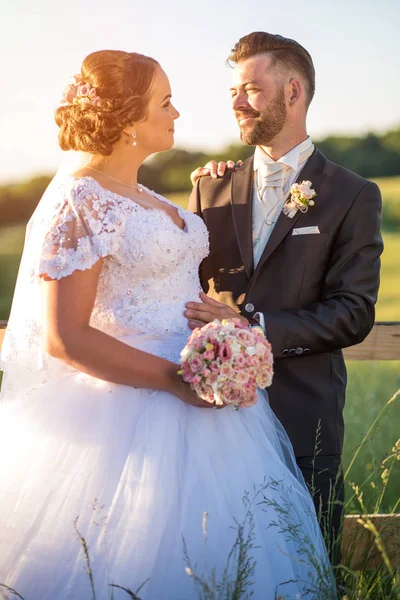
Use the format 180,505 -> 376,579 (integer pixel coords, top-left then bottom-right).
283,180 -> 317,219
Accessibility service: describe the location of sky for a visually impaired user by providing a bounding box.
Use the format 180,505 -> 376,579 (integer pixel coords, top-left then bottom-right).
0,0 -> 399,183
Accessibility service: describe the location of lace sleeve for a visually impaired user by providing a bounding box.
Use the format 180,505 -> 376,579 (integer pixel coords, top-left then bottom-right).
38,178 -> 123,280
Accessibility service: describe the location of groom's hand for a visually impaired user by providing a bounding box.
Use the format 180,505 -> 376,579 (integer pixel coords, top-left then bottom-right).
184,292 -> 248,330
190,160 -> 242,186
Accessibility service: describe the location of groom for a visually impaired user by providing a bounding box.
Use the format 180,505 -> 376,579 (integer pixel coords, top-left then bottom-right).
185,31 -> 383,559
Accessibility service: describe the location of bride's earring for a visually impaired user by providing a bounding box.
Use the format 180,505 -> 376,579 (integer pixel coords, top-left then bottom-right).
131,132 -> 137,147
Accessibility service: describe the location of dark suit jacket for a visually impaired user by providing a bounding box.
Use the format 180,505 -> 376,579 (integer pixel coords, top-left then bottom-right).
188,148 -> 383,457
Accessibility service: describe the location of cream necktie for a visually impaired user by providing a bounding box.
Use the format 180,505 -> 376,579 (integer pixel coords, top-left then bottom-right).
253,163 -> 288,266
258,162 -> 287,198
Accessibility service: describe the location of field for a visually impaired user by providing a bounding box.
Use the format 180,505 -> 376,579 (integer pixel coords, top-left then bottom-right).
0,177 -> 399,514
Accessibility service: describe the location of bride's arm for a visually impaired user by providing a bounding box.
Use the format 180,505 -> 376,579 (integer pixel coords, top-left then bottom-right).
41,259 -> 210,407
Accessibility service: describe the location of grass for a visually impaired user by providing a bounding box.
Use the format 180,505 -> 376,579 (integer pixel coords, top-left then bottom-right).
343,364 -> 399,512
372,176 -> 400,232
0,224 -> 26,319
375,232 -> 400,321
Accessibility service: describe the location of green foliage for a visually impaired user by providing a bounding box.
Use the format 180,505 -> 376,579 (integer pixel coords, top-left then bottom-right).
0,175 -> 52,227
0,224 -> 26,319
1,126 -> 400,229
317,130 -> 400,179
373,177 -> 400,232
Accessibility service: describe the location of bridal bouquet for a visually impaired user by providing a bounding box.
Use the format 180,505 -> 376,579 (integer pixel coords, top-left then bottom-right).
179,319 -> 273,408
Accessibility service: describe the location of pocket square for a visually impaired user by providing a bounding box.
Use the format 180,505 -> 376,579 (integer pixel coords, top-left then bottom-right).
292,226 -> 320,235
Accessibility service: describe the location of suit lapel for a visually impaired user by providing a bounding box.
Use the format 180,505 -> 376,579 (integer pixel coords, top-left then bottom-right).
230,157 -> 254,278
253,148 -> 327,276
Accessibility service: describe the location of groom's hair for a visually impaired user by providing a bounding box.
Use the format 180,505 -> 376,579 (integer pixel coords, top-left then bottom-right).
229,32 -> 315,108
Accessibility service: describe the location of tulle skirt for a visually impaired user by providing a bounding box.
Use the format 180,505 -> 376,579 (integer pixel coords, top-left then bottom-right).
0,332 -> 336,599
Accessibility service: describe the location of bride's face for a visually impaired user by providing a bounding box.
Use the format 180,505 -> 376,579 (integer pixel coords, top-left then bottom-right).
134,66 -> 180,153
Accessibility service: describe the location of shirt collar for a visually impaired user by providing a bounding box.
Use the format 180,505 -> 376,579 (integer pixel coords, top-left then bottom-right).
253,136 -> 313,172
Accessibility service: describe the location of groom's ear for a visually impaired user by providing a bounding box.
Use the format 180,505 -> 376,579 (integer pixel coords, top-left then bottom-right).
287,78 -> 302,107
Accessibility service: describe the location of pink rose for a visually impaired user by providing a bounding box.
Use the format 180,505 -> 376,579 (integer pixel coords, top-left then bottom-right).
182,370 -> 194,383
257,366 -> 273,388
247,356 -> 259,367
193,339 -> 205,351
205,372 -> 219,385
218,381 -> 244,405
244,380 -> 257,395
203,349 -> 215,361
254,342 -> 266,355
189,355 -> 204,373
241,395 -> 258,408
234,354 -> 247,368
195,380 -> 214,402
210,362 -> 221,373
257,374 -> 272,388
220,363 -> 234,377
235,371 -> 249,384
236,329 -> 256,347
77,84 -> 89,97
246,367 -> 258,378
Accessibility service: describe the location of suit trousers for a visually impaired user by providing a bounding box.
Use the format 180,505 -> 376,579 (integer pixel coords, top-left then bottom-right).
296,454 -> 344,564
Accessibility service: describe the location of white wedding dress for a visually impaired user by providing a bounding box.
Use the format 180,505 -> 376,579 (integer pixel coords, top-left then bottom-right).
0,176 -> 336,600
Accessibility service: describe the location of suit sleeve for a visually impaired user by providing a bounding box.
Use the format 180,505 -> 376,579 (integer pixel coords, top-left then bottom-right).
261,182 -> 383,357
187,180 -> 202,216
187,178 -> 210,293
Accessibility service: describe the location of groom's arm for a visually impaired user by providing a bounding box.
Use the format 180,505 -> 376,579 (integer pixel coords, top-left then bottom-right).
258,181 -> 383,358
187,181 -> 210,294
187,181 -> 201,217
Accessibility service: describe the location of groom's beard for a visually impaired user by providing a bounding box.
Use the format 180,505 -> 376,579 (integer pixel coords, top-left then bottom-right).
237,87 -> 287,146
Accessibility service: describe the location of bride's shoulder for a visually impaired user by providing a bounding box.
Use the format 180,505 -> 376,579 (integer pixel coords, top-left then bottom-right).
58,175 -> 118,210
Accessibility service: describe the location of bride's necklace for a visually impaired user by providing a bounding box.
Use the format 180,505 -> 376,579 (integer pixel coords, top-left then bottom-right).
86,166 -> 144,193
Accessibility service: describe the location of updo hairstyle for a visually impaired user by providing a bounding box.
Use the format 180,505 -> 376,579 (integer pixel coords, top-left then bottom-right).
55,50 -> 159,155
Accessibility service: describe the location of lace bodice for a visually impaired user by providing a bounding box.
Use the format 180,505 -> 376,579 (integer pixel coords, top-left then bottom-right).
0,176 -> 209,398
39,177 -> 209,337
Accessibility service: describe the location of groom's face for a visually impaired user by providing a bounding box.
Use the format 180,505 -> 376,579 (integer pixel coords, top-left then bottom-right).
230,54 -> 287,146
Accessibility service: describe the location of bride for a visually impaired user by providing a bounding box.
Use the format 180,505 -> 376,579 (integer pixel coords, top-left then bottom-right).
0,50 -> 336,599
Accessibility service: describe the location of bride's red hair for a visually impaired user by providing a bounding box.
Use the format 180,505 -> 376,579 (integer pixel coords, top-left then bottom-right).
55,50 -> 159,155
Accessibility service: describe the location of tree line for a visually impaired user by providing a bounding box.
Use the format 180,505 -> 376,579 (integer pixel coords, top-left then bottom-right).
1,127 -> 399,229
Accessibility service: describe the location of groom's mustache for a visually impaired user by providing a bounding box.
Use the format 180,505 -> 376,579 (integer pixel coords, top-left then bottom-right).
235,110 -> 260,122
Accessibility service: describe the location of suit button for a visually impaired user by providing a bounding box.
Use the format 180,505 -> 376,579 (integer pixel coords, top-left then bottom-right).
289,349 -> 296,354
282,349 -> 289,355
244,302 -> 255,313
295,347 -> 303,355
303,348 -> 310,353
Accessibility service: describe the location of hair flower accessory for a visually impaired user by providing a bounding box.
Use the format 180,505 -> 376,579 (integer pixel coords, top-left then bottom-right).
283,180 -> 317,218
59,74 -> 102,107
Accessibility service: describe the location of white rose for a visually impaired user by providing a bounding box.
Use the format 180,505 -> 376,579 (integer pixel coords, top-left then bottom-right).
245,346 -> 257,356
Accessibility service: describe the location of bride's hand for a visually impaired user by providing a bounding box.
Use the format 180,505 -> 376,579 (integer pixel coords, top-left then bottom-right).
190,160 -> 243,185
166,365 -> 218,409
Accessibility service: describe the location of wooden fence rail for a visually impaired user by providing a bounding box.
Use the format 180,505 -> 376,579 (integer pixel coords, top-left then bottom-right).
0,319 -> 399,568
1,321 -> 400,359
